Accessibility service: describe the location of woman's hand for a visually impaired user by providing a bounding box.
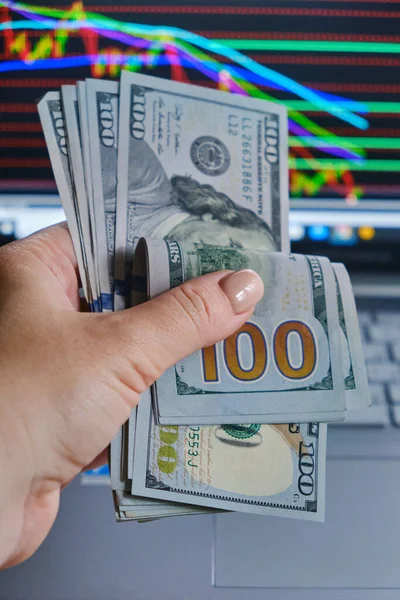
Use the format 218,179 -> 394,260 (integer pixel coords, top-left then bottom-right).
0,223 -> 263,569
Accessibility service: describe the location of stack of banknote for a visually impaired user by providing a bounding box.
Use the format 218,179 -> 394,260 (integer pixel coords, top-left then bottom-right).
38,71 -> 370,523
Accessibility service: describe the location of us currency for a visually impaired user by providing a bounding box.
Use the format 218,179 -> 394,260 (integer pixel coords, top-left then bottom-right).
46,83 -> 134,504
114,70 -> 289,312
144,239 -> 346,425
77,82 -> 128,496
113,72 -> 289,510
132,389 -> 326,521
114,489 -> 217,521
130,241 -> 332,521
38,73 -> 371,523
111,72 -> 325,521
38,92 -> 90,303
61,85 -> 100,309
86,79 -> 119,311
111,391 -> 213,520
110,427 -> 125,492
333,263 -> 371,410
76,81 -> 101,306
118,510 -> 213,522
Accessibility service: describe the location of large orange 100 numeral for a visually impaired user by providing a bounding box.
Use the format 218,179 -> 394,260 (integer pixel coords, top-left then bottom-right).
224,323 -> 267,381
273,321 -> 316,380
202,344 -> 219,382
201,320 -> 317,384
202,323 -> 267,383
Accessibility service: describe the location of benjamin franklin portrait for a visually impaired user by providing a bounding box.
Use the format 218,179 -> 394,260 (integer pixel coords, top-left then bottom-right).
121,140 -> 277,252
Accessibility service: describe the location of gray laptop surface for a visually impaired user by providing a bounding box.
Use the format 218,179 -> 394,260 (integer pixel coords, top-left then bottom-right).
213,205 -> 400,596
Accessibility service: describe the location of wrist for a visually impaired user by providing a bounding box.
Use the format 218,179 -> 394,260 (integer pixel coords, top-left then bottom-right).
0,404 -> 32,568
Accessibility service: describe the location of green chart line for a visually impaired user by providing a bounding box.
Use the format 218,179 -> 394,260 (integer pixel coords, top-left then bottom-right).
286,101 -> 400,114
290,137 -> 400,149
289,158 -> 400,172
216,40 -> 400,54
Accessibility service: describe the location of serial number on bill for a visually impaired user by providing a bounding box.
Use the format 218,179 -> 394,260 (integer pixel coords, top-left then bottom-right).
228,114 -> 254,203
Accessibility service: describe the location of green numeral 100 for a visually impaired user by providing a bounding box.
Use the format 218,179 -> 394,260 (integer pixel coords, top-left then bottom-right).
157,426 -> 179,474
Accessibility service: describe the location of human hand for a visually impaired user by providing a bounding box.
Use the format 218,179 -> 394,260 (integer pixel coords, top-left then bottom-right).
0,223 -> 263,569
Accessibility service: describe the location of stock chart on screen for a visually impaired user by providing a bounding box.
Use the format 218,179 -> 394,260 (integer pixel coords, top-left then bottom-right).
0,0 -> 399,205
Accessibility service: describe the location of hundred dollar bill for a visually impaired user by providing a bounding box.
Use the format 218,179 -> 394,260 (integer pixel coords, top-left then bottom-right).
132,391 -> 327,521
114,489 -> 216,519
61,85 -> 100,309
113,393 -> 219,520
76,81 -> 127,489
144,239 -> 345,425
110,427 -> 127,492
86,79 -> 119,311
76,81 -> 102,306
333,263 -> 371,410
118,509 -> 212,522
37,92 -> 89,302
114,70 -> 289,311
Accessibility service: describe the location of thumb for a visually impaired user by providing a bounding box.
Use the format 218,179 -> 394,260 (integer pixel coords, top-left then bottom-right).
107,269 -> 264,392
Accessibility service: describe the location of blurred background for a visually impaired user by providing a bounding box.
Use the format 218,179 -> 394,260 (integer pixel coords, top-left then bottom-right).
1,1 -> 400,598
1,1 -> 399,262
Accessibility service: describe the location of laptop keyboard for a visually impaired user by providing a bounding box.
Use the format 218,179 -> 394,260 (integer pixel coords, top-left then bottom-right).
336,310 -> 400,428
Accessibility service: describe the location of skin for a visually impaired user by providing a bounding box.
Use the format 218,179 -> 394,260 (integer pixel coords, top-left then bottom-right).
168,214 -> 277,251
0,223 -> 263,569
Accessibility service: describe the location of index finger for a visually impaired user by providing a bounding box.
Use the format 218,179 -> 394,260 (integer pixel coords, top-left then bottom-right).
0,221 -> 81,310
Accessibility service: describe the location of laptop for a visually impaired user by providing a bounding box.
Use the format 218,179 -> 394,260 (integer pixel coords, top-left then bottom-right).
2,202 -> 400,600
214,203 -> 400,597
1,0 -> 399,598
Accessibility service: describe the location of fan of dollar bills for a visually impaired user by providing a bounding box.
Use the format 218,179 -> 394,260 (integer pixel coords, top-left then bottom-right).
38,71 -> 370,523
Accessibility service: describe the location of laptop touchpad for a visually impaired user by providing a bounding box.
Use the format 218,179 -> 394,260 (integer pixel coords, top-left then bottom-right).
214,459 -> 400,589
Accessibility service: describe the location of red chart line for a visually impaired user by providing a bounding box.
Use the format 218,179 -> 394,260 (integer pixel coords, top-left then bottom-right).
0,103 -> 37,112
192,78 -> 400,94
195,31 -> 400,42
0,103 -> 399,119
63,5 -> 400,17
301,111 -> 400,117
0,78 -> 83,87
357,114 -> 400,119
0,52 -> 89,61
4,29 -> 400,43
247,55 -> 400,67
3,77 -> 398,94
332,127 -> 400,136
0,138 -> 46,148
1,122 -> 400,137
0,158 -> 51,168
300,82 -> 400,93
1,54 -> 400,69
0,122 -> 43,132
0,77 -> 400,92
0,179 -> 56,190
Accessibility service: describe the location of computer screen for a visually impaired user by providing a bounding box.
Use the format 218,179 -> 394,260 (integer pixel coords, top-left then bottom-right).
1,0 -> 399,261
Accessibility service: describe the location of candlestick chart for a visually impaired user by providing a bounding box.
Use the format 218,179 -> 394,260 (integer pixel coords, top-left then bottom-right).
0,0 -> 399,203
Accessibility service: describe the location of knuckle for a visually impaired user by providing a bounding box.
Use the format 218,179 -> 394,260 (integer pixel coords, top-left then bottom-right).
103,314 -> 163,393
170,283 -> 218,335
0,241 -> 21,273
124,353 -> 162,393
